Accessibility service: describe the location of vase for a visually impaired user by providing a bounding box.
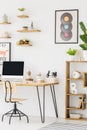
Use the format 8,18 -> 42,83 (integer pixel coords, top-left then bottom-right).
2,14 -> 8,23
68,55 -> 75,61
83,50 -> 87,60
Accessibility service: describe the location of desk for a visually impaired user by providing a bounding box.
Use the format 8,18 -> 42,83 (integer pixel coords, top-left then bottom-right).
1,81 -> 59,123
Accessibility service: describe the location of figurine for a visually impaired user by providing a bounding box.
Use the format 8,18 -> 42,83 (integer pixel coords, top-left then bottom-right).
36,72 -> 44,83
46,70 -> 57,78
26,71 -> 33,81
72,71 -> 81,79
70,83 -> 77,94
2,14 -> 8,23
52,72 -> 57,77
46,70 -> 50,77
31,21 -> 33,29
46,70 -> 58,83
76,97 -> 82,108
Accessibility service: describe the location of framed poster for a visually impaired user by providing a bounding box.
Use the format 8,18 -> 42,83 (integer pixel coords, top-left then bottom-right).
0,42 -> 11,64
55,9 -> 79,44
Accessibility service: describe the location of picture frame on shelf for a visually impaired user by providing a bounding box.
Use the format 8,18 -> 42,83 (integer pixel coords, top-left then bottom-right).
0,42 -> 11,65
55,9 -> 79,44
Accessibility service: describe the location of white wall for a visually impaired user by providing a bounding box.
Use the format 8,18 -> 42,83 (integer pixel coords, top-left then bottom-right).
0,0 -> 86,118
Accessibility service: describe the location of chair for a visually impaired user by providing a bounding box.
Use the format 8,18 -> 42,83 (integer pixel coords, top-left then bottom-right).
2,80 -> 29,124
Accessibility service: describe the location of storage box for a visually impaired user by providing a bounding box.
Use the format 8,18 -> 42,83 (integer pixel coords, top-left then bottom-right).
70,113 -> 81,119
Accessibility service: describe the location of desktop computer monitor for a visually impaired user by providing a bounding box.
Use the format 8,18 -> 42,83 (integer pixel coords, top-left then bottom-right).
2,61 -> 24,81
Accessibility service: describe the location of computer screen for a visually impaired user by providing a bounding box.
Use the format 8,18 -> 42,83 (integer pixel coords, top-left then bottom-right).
2,61 -> 24,81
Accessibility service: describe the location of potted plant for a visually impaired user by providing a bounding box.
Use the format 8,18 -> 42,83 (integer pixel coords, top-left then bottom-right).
18,8 -> 25,11
66,48 -> 77,60
79,21 -> 87,60
18,8 -> 25,15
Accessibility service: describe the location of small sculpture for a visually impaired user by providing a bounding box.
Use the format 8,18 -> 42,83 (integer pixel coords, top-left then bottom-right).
70,82 -> 77,94
31,21 -> 33,29
76,97 -> 82,108
46,71 -> 58,83
72,71 -> 81,79
26,71 -> 33,81
2,14 -> 8,23
3,31 -> 10,38
46,70 -> 57,78
36,72 -> 44,83
46,70 -> 50,78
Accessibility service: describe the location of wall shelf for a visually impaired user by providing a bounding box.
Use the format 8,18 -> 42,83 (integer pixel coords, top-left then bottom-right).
17,29 -> 41,32
66,61 -> 87,63
17,43 -> 32,46
0,22 -> 11,24
17,44 -> 32,46
66,93 -> 86,96
17,15 -> 29,18
0,36 -> 11,38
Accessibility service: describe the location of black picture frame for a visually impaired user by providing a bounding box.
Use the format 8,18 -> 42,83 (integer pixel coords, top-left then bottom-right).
55,9 -> 79,44
0,42 -> 11,65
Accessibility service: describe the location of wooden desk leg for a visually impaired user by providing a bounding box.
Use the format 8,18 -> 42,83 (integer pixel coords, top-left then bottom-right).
36,86 -> 45,123
50,85 -> 58,118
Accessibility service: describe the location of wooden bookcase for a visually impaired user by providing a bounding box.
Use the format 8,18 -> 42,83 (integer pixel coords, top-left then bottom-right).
65,61 -> 87,121
83,72 -> 87,87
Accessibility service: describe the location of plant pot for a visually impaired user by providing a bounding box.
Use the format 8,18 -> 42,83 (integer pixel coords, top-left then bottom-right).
68,55 -> 75,61
83,50 -> 87,60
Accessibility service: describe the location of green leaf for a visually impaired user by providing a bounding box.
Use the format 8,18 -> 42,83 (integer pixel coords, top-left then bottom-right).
79,43 -> 87,50
66,48 -> 77,55
80,21 -> 87,34
80,34 -> 87,43
18,8 -> 25,11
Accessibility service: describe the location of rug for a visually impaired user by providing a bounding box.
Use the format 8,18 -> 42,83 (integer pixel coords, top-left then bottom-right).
38,122 -> 87,130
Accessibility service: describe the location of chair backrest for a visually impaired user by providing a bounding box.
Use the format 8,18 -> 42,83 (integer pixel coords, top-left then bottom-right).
4,81 -> 16,103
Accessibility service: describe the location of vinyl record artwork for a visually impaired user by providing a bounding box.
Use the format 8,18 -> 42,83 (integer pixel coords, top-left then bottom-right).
55,9 -> 79,44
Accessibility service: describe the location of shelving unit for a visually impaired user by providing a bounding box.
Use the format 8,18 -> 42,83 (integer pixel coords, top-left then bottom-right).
65,61 -> 87,121
83,72 -> 87,87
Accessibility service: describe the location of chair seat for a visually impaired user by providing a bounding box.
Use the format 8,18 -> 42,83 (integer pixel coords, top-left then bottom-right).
7,98 -> 27,102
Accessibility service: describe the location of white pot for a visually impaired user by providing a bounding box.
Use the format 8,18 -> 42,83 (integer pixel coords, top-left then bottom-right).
83,51 -> 87,60
68,55 -> 75,61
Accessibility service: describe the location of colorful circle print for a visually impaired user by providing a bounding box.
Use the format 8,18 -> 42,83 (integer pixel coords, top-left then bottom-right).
60,23 -> 72,32
60,12 -> 73,41
64,16 -> 69,22
60,31 -> 72,41
61,13 -> 72,24
64,24 -> 69,29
